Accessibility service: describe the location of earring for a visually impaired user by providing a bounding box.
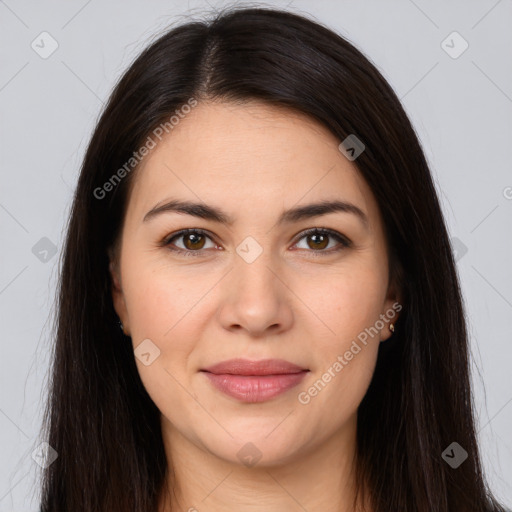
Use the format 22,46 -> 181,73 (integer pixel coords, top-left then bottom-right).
118,319 -> 126,335
389,323 -> 395,333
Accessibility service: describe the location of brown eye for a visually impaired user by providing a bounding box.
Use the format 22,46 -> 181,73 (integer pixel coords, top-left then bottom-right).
306,232 -> 329,250
164,229 -> 216,256
163,227 -> 350,258
294,228 -> 351,255
182,232 -> 206,250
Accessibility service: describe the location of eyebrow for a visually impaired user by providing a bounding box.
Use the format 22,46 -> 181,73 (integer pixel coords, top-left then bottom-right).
143,198 -> 369,228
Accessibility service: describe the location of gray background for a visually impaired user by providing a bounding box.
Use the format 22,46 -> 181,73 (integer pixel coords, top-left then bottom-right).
1,0 -> 511,509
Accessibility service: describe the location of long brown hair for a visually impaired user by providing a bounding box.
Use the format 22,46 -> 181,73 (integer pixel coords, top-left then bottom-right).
38,6 -> 509,511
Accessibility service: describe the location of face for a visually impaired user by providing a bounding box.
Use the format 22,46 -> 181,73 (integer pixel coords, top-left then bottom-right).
110,100 -> 400,467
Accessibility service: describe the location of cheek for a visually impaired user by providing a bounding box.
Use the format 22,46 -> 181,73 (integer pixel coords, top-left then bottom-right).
292,260 -> 386,411
121,263 -> 201,419
122,251 -> 191,332
119,258 -> 193,379
298,259 -> 387,342
299,342 -> 379,436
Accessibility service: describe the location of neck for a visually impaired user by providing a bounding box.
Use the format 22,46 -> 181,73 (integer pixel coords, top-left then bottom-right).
158,413 -> 367,512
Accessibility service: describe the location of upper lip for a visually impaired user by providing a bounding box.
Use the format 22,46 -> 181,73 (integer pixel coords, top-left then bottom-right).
201,358 -> 308,376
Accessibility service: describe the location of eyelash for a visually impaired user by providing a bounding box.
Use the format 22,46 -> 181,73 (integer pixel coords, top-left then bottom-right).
162,227 -> 351,258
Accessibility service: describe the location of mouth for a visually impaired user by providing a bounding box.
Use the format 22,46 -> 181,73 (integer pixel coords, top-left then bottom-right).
201,358 -> 309,376
200,358 -> 310,402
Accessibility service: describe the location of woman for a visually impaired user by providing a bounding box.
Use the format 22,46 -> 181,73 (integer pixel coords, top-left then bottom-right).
38,6 -> 509,512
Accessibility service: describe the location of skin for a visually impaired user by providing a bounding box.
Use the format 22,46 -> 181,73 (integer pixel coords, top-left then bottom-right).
110,100 -> 401,512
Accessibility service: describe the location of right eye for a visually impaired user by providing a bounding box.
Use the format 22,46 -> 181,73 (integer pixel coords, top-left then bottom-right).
163,228 -> 218,257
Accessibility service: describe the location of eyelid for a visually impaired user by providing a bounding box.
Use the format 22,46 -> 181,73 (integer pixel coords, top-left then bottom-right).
162,227 -> 351,256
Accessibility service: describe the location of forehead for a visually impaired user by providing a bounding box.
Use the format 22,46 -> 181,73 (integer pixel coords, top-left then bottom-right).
125,101 -> 379,229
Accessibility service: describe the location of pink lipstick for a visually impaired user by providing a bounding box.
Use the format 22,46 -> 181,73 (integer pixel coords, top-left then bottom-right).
201,358 -> 309,403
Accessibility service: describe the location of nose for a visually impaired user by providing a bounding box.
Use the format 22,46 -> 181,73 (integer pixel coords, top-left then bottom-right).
216,247 -> 294,337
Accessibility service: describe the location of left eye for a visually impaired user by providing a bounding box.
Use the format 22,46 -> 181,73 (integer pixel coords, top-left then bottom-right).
293,228 -> 351,253
163,228 -> 350,257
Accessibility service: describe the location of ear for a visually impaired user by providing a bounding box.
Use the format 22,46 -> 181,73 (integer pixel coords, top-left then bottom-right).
109,258 -> 130,335
380,277 -> 403,342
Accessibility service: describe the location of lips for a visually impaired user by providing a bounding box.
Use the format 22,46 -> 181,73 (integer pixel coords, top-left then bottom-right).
200,358 -> 309,403
201,358 -> 307,376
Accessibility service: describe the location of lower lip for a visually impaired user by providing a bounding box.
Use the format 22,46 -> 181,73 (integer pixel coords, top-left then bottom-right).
202,371 -> 309,403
